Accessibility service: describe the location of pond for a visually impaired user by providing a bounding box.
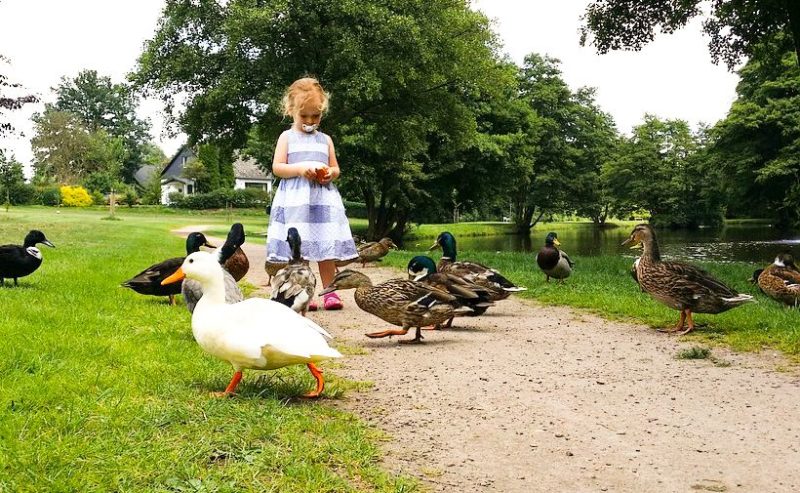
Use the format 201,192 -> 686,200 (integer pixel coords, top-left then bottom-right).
410,223 -> 800,264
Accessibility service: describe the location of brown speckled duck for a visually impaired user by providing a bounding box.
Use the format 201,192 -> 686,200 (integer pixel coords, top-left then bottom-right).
270,228 -> 317,316
622,224 -> 754,334
757,253 -> 800,307
320,269 -> 465,344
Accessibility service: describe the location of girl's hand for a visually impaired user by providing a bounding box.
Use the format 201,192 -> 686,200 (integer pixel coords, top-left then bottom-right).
300,164 -> 318,180
316,166 -> 333,184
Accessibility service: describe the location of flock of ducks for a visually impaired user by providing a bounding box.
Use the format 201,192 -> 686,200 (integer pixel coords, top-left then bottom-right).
3,222 -> 799,398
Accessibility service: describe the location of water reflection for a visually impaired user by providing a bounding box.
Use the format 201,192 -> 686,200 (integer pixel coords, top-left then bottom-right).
426,224 -> 800,264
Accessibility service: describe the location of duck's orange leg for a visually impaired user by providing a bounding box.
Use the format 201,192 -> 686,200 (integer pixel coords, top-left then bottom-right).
211,370 -> 243,397
303,363 -> 325,398
677,310 -> 696,335
366,328 -> 408,339
659,310 -> 686,333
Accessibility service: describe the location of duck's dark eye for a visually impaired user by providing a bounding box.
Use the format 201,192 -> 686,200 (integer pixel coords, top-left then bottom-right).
189,259 -> 194,263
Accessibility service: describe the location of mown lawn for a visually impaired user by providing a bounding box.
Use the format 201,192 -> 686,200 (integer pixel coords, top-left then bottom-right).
382,249 -> 800,358
0,207 -> 415,492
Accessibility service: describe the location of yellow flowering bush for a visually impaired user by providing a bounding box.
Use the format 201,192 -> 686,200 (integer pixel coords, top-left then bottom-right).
60,185 -> 93,207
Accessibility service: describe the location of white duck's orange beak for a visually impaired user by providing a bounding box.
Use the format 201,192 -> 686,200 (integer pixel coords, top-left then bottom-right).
161,268 -> 185,285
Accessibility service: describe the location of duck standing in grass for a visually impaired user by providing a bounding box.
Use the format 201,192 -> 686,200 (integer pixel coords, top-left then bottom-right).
122,232 -> 213,305
0,230 -> 55,286
756,253 -> 800,307
271,227 -> 317,316
622,223 -> 754,334
219,223 -> 249,281
429,231 -> 526,301
407,255 -> 494,322
335,237 -> 397,271
162,251 -> 341,397
321,269 -> 467,343
535,232 -> 574,282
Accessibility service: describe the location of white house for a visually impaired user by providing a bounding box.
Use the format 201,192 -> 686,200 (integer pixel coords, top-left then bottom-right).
159,146 -> 274,205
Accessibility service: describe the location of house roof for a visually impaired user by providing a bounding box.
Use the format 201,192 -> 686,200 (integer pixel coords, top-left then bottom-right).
161,176 -> 195,185
133,165 -> 158,186
233,155 -> 273,181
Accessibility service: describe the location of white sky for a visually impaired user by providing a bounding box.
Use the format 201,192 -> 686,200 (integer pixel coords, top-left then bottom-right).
0,0 -> 739,170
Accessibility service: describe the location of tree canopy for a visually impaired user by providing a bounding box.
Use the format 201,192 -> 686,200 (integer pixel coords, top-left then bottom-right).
580,0 -> 800,69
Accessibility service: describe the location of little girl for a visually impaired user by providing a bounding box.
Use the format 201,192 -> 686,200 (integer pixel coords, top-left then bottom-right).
266,77 -> 358,310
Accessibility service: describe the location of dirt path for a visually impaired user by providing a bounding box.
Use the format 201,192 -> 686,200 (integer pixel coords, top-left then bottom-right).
192,227 -> 800,492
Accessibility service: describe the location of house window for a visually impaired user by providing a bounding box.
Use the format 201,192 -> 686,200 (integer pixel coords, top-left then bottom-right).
182,156 -> 188,166
245,183 -> 265,191
187,184 -> 194,194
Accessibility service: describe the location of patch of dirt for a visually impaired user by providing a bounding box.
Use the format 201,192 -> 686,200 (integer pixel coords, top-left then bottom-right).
198,228 -> 800,492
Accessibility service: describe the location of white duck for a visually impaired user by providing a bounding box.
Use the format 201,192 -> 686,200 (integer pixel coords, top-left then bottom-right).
162,251 -> 341,398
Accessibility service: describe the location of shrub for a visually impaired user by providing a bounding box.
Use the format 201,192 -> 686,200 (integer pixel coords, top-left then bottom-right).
0,183 -> 36,205
172,188 -> 270,209
343,200 -> 368,219
36,186 -> 62,206
60,185 -> 93,207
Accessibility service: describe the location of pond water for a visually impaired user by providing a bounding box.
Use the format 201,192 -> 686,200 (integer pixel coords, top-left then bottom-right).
414,223 -> 800,264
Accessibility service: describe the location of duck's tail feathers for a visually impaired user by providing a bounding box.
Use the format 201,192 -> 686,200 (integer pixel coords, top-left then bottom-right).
503,286 -> 527,292
722,294 -> 755,306
312,346 -> 343,360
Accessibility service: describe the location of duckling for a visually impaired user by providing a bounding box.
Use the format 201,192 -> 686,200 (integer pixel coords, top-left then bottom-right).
622,224 -> 754,334
429,231 -> 526,301
122,232 -> 212,305
407,255 -> 494,324
271,228 -> 317,316
320,269 -> 466,344
220,223 -> 249,281
161,251 -> 341,398
0,230 -> 55,286
756,253 -> 800,307
536,232 -> 573,282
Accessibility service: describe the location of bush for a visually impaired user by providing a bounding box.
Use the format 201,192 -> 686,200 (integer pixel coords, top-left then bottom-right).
36,186 -> 62,206
60,185 -> 93,207
171,188 -> 270,209
343,200 -> 368,219
0,183 -> 36,205
121,188 -> 139,207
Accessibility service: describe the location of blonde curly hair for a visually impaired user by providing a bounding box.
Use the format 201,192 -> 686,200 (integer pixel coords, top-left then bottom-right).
282,77 -> 330,117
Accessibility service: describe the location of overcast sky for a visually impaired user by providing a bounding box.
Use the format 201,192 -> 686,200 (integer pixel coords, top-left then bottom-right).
0,0 -> 739,168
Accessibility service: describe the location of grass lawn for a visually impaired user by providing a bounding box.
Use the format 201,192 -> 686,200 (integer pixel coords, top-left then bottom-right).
381,249 -> 800,358
0,207 -> 415,492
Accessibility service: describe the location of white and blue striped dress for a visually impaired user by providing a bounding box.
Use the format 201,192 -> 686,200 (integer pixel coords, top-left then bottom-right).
266,129 -> 359,262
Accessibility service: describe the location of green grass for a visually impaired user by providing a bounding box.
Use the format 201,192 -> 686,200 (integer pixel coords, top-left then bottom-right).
676,346 -> 712,360
381,249 -> 800,357
402,219 -> 640,240
0,207 -> 416,492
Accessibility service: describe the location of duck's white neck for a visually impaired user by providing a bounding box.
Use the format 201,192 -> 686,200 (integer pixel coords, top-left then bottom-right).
195,269 -> 227,307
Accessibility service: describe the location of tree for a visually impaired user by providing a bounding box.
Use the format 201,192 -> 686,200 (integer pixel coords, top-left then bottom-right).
0,151 -> 32,205
1,55 -> 38,137
53,70 -> 151,182
30,109 -> 124,184
706,37 -> 800,226
133,0 -> 501,239
580,0 -> 800,69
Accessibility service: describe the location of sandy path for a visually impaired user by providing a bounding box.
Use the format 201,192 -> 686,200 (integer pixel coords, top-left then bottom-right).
198,228 -> 800,492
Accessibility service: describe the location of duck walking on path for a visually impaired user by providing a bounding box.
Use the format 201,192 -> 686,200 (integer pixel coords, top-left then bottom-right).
0,230 -> 55,286
536,232 -> 573,282
622,224 -> 754,335
162,251 -> 340,398
271,227 -> 317,316
429,231 -> 526,301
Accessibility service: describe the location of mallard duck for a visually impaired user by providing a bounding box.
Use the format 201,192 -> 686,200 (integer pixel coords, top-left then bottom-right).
429,231 -> 526,301
756,253 -> 800,307
407,255 -> 494,323
122,232 -> 212,305
536,232 -> 573,282
622,224 -> 754,334
219,223 -> 249,281
336,237 -> 397,270
0,230 -> 55,286
161,251 -> 341,398
271,228 -> 317,316
320,269 -> 466,344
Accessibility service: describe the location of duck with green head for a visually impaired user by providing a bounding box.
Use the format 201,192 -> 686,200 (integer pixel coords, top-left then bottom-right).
535,232 -> 573,282
429,231 -> 526,301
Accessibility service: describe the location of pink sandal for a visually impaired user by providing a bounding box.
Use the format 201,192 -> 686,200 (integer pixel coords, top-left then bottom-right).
323,292 -> 343,310
307,299 -> 318,311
